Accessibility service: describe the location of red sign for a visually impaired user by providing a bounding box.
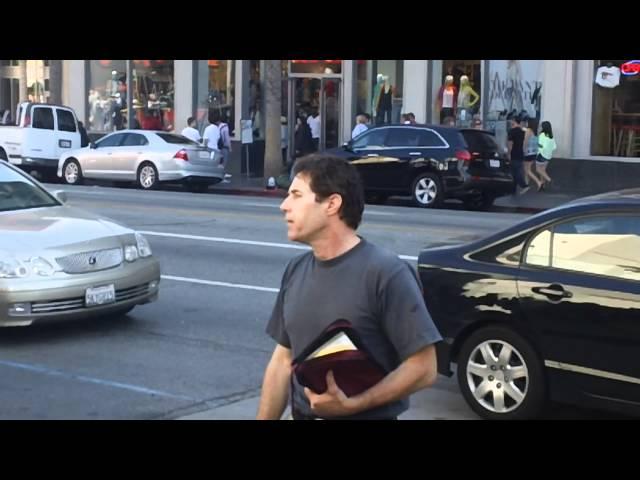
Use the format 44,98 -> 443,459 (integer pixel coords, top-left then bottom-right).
621,60 -> 640,76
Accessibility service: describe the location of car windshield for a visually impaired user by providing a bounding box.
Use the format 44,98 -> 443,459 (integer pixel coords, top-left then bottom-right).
0,163 -> 59,212
155,133 -> 200,146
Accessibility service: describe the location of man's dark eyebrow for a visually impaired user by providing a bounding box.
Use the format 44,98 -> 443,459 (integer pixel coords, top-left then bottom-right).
289,188 -> 302,194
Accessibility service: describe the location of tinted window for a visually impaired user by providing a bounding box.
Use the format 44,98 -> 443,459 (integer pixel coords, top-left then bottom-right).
32,107 -> 54,130
96,133 -> 126,147
156,133 -> 199,145
387,128 -> 421,147
56,109 -> 76,132
418,130 -> 447,147
0,163 -> 58,211
122,133 -> 149,147
352,129 -> 387,149
462,131 -> 499,152
525,215 -> 640,281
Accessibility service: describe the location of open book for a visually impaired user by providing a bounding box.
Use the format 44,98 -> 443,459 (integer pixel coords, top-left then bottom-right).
293,320 -> 387,397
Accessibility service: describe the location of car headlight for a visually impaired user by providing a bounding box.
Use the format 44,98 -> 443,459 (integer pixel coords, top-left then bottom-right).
28,257 -> 55,276
124,245 -> 139,262
0,251 -> 29,279
135,233 -> 152,258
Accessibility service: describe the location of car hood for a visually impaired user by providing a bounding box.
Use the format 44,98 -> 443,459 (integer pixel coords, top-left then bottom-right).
0,205 -> 135,258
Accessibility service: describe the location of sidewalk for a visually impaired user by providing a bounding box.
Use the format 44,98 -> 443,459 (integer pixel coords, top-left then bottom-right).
211,174 -> 583,213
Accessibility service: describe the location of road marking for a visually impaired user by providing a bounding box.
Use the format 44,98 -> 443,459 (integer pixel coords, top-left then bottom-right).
140,230 -> 418,261
162,275 -> 280,293
0,359 -> 196,401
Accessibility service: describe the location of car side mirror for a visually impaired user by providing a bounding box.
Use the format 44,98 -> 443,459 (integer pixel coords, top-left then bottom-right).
90,142 -> 97,149
343,141 -> 353,151
53,190 -> 67,203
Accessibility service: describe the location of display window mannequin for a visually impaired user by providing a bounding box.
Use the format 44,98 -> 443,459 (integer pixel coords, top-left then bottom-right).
457,75 -> 480,127
437,75 -> 457,124
374,75 -> 393,125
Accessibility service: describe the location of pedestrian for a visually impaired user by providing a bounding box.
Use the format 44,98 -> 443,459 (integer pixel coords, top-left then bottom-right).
407,112 -> 416,124
307,109 -> 321,151
401,113 -> 410,125
77,120 -> 90,148
351,114 -> 368,139
181,116 -> 201,143
290,114 -> 314,181
257,154 -> 442,420
215,114 -> 232,180
507,115 -> 529,194
536,121 -> 556,190
523,119 -> 542,190
202,111 -> 221,165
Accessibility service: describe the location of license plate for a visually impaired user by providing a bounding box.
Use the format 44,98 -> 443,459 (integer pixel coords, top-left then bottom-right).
199,151 -> 210,159
85,284 -> 115,307
489,159 -> 501,168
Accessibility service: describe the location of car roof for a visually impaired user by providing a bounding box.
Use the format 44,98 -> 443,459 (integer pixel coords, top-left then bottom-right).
566,187 -> 640,206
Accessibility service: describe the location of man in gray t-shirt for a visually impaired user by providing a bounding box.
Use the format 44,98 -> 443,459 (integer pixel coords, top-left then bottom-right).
256,154 -> 442,420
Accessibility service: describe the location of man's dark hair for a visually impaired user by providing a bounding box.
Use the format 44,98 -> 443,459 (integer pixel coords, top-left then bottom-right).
187,116 -> 195,125
292,154 -> 364,230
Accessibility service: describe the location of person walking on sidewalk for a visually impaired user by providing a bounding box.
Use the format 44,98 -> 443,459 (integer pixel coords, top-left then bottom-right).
181,116 -> 201,143
216,114 -> 233,181
351,114 -> 368,139
536,121 -> 556,190
257,154 -> 442,420
523,119 -> 542,190
508,115 -> 529,194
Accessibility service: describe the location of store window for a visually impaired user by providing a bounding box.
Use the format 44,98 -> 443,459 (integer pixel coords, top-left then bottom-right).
194,60 -> 235,137
290,60 -> 342,75
592,60 -> 640,157
484,60 -> 542,152
355,60 -> 403,125
87,60 -> 174,133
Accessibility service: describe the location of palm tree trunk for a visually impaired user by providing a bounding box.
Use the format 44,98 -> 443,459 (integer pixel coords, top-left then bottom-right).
48,60 -> 63,104
263,60 -> 282,179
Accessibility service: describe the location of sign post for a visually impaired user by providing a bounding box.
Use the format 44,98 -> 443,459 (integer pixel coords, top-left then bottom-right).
240,119 -> 253,177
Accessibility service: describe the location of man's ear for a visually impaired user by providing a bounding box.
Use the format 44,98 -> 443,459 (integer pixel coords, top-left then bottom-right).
325,193 -> 343,217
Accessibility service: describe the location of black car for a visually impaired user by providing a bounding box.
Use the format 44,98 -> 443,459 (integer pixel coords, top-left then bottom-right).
328,124 -> 513,209
418,189 -> 640,419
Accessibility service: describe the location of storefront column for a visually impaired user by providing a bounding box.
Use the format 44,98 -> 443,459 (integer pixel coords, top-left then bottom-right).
572,60 -> 595,158
64,60 -> 85,122
541,60 -> 577,158
403,60 -> 428,123
174,60 -> 193,133
429,61 -> 443,123
342,60 -> 356,143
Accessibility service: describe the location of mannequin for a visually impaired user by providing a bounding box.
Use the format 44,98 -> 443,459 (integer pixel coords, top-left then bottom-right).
457,75 -> 480,127
376,75 -> 393,125
437,75 -> 457,124
371,74 -> 384,120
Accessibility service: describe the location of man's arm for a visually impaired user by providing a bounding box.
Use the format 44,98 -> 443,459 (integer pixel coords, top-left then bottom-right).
256,344 -> 293,420
305,343 -> 437,418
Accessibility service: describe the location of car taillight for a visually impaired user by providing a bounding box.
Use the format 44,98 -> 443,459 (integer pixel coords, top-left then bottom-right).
174,149 -> 189,161
456,149 -> 472,165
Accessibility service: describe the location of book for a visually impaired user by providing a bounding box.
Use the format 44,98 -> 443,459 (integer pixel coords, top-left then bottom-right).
293,320 -> 387,397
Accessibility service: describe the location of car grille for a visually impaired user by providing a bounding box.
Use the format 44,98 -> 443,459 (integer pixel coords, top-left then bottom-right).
56,248 -> 123,274
30,283 -> 151,314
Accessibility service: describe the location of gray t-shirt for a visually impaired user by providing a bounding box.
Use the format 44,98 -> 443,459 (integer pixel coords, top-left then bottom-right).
266,237 -> 442,419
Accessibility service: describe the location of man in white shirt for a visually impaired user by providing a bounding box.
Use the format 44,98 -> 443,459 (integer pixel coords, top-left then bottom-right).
307,110 -> 321,151
351,114 -> 368,139
202,118 -> 221,161
181,116 -> 201,143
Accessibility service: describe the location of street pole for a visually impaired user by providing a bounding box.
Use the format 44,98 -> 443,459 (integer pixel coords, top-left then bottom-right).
126,60 -> 134,129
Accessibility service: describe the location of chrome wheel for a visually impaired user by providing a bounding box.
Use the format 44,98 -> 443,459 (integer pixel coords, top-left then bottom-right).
465,340 -> 529,414
415,177 -> 438,205
64,162 -> 79,184
139,165 -> 156,189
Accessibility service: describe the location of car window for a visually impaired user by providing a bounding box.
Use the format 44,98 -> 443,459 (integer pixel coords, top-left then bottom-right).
56,109 -> 77,132
417,130 -> 447,147
352,129 -> 387,149
387,128 -> 421,147
32,107 -> 54,130
462,130 -> 499,152
156,133 -> 200,145
121,133 -> 149,147
96,133 -> 126,148
0,163 -> 59,212
525,215 -> 640,281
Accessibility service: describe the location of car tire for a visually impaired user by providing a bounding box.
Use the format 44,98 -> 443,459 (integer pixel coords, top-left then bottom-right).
137,162 -> 158,190
456,325 -> 547,420
62,159 -> 83,185
411,172 -> 443,208
463,193 -> 495,211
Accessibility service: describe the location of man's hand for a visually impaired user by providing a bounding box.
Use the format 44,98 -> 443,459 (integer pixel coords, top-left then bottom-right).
304,371 -> 357,418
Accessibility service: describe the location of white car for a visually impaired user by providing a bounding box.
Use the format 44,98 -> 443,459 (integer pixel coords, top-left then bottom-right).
57,129 -> 225,192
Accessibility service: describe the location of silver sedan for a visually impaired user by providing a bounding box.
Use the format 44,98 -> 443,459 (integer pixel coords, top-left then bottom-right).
57,130 -> 224,192
0,161 -> 160,327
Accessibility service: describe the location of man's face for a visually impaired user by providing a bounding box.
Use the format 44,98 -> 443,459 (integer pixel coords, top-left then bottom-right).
280,173 -> 331,244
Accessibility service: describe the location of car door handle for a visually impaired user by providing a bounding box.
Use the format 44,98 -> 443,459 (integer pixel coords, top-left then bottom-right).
531,284 -> 573,299
366,153 -> 379,157
409,152 -> 422,155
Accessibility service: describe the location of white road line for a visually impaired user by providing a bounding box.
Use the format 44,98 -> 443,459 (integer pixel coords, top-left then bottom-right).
162,275 -> 280,293
141,230 -> 418,261
0,359 -> 196,401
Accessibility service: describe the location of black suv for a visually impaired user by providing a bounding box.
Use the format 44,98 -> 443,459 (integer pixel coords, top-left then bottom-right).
328,124 -> 514,209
